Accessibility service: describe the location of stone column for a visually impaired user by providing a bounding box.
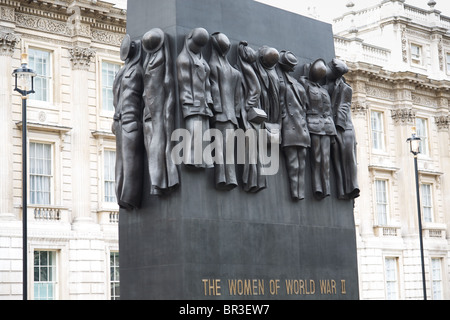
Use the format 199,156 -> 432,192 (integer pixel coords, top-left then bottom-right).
69,45 -> 97,230
0,31 -> 20,220
349,77 -> 373,238
392,82 -> 417,235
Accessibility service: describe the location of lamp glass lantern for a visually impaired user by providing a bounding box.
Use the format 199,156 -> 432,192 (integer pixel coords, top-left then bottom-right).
12,53 -> 36,96
407,127 -> 421,156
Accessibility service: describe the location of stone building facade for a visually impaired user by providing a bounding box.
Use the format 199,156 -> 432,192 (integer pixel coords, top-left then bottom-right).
1,0 -> 449,301
0,0 -> 125,299
334,0 -> 450,299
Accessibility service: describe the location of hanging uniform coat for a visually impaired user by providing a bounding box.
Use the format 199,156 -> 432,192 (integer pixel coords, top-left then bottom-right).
176,32 -> 214,168
279,72 -> 311,149
143,34 -> 179,195
327,76 -> 360,199
113,41 -> 145,209
209,32 -> 243,190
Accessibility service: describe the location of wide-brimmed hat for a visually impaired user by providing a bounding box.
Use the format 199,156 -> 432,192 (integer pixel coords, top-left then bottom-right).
279,50 -> 298,69
120,34 -> 132,61
142,28 -> 165,54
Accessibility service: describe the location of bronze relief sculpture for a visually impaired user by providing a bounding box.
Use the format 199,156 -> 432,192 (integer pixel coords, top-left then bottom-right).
326,59 -> 360,200
142,28 -> 179,196
176,27 -> 214,168
236,41 -> 267,193
209,32 -> 243,190
277,51 -> 311,200
300,59 -> 337,200
112,28 -> 360,208
254,46 -> 282,144
112,35 -> 145,209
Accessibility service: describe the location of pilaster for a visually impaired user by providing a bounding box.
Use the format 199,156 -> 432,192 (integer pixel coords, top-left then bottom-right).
0,31 -> 20,220
69,44 -> 98,230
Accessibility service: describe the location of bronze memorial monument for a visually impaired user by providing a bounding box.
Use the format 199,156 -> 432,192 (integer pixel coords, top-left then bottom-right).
116,0 -> 360,300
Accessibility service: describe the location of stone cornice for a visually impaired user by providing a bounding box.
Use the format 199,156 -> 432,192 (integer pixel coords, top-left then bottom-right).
346,61 -> 450,93
1,0 -> 126,36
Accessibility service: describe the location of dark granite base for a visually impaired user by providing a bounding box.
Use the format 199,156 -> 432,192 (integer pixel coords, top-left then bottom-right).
119,0 -> 359,300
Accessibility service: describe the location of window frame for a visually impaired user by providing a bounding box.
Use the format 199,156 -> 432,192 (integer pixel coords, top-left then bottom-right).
33,250 -> 58,300
420,183 -> 434,223
384,256 -> 400,300
98,57 -> 123,117
26,129 -> 64,209
28,47 -> 53,104
430,257 -> 443,300
101,60 -> 122,113
109,251 -> 120,300
374,179 -> 390,226
446,52 -> 450,75
103,149 -> 117,204
410,43 -> 423,65
415,117 -> 429,157
29,141 -> 54,206
370,110 -> 386,153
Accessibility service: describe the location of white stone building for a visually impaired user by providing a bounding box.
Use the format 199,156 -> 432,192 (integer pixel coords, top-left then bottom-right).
334,0 -> 450,299
1,0 -> 450,301
0,0 -> 125,299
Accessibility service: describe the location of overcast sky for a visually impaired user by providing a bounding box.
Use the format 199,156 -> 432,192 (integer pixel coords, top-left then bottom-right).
255,0 -> 450,22
110,1 -> 450,23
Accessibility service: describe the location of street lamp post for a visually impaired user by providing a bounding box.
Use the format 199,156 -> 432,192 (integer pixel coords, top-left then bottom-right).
406,128 -> 427,300
12,53 -> 36,301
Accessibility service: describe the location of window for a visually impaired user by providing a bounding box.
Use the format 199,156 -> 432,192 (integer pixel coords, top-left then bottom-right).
385,257 -> 399,300
104,150 -> 117,203
102,61 -> 121,112
431,258 -> 443,300
446,53 -> 450,74
375,180 -> 388,226
416,118 -> 429,156
29,48 -> 52,102
29,142 -> 53,205
371,111 -> 385,151
411,44 -> 422,65
34,250 -> 57,300
110,251 -> 120,300
421,184 -> 433,223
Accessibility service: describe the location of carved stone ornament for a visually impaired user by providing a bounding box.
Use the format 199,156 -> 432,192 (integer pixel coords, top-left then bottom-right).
401,26 -> 408,63
15,12 -> 71,37
66,5 -> 91,37
391,108 -> 416,124
69,46 -> 96,70
435,115 -> 450,130
0,31 -> 20,56
351,100 -> 367,116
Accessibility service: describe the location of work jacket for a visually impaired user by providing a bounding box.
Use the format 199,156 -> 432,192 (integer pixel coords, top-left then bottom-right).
300,78 -> 337,136
279,72 -> 311,148
176,41 -> 214,119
